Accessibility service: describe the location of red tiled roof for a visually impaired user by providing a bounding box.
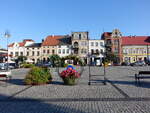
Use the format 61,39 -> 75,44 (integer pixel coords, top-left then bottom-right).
8,39 -> 34,47
8,43 -> 14,47
42,35 -> 64,46
19,42 -> 24,47
122,36 -> 150,45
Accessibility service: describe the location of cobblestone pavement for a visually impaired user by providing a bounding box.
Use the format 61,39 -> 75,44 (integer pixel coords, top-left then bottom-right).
0,66 -> 150,113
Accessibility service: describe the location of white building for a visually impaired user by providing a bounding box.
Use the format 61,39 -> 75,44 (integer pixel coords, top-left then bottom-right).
57,45 -> 71,57
25,43 -> 42,63
8,39 -> 34,61
89,39 -> 105,65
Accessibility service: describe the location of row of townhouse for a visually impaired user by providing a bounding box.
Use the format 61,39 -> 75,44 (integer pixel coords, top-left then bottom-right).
102,29 -> 150,64
8,32 -> 105,65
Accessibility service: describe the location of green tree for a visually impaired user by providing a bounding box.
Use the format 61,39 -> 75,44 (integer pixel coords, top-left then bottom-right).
15,56 -> 27,64
105,53 -> 118,64
49,54 -> 61,67
63,55 -> 84,66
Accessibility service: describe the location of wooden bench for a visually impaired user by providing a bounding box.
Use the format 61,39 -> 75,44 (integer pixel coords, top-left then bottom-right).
135,71 -> 150,84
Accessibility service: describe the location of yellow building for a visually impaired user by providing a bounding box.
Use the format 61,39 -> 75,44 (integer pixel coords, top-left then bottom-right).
122,36 -> 150,63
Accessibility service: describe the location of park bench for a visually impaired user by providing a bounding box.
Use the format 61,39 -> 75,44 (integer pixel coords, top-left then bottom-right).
135,71 -> 150,84
0,71 -> 11,85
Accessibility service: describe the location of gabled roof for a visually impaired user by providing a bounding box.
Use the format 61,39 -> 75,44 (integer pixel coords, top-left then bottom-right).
8,43 -> 15,47
42,35 -> 64,46
122,36 -> 150,45
19,42 -> 24,47
8,39 -> 34,47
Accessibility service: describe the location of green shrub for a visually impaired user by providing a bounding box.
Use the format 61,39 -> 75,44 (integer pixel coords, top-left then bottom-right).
24,67 -> 52,85
21,63 -> 35,68
78,60 -> 86,66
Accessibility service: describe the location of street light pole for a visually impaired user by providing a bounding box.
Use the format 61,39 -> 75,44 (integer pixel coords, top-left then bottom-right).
87,33 -> 91,85
4,30 -> 11,70
103,40 -> 106,85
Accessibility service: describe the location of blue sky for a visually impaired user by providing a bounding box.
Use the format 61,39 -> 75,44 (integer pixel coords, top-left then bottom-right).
0,0 -> 150,48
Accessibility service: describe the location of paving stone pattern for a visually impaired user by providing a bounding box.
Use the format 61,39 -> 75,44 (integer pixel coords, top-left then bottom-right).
0,66 -> 150,113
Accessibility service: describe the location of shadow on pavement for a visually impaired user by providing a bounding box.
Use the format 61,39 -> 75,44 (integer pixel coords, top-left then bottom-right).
0,94 -> 85,113
50,81 -> 64,85
92,79 -> 150,88
7,79 -> 25,85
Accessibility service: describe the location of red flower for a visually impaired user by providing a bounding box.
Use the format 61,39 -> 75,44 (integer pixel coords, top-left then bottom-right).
60,68 -> 80,79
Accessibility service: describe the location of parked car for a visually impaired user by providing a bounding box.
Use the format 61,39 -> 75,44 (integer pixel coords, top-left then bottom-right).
130,61 -> 146,66
0,63 -> 18,70
0,63 -> 6,70
145,60 -> 150,66
121,62 -> 130,66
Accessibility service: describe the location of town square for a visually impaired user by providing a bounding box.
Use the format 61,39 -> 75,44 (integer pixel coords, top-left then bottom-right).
0,0 -> 150,113
0,66 -> 150,113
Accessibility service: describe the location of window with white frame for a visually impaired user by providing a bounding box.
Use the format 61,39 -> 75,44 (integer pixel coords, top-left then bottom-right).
91,42 -> 94,46
27,52 -> 29,56
100,42 -> 103,46
58,49 -> 61,54
67,49 -> 69,54
95,42 -> 98,47
63,49 -> 65,54
32,51 -> 34,56
20,52 -> 23,56
37,51 -> 40,56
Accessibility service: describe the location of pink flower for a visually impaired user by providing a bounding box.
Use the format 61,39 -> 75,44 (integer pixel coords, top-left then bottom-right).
60,68 -> 80,79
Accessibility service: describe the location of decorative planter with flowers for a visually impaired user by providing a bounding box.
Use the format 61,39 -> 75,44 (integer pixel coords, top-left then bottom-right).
60,67 -> 80,85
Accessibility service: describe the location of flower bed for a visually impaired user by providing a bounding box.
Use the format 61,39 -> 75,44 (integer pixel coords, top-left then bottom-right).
60,67 -> 80,85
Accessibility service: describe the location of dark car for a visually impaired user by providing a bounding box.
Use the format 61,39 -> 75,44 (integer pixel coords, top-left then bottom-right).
0,63 -> 18,70
121,62 -> 130,66
130,61 -> 146,66
145,61 -> 150,65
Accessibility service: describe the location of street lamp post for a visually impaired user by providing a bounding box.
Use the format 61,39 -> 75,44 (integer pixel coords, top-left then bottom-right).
4,30 -> 11,70
88,35 -> 91,85
103,41 -> 107,85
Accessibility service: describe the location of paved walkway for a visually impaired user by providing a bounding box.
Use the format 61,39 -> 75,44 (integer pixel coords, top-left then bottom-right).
0,66 -> 150,113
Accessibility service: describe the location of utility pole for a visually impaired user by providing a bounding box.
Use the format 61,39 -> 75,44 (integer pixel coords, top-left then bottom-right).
103,40 -> 106,85
88,32 -> 91,85
4,30 -> 11,70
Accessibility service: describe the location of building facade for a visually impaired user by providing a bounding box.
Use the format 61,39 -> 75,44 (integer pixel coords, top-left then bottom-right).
25,43 -> 42,63
101,29 -> 122,64
102,29 -> 150,64
8,32 -> 105,64
8,39 -> 34,61
41,35 -> 72,62
71,32 -> 89,63
122,36 -> 150,63
57,35 -> 72,57
89,40 -> 104,65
